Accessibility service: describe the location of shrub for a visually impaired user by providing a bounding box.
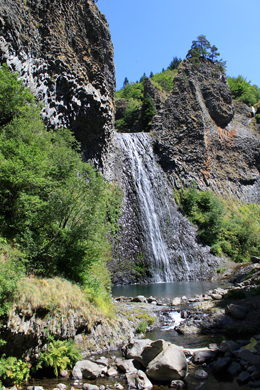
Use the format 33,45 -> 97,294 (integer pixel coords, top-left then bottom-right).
136,320 -> 148,334
225,289 -> 247,300
0,355 -> 30,386
36,338 -> 82,377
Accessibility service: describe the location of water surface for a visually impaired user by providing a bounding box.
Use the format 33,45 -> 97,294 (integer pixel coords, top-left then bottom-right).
112,280 -> 226,299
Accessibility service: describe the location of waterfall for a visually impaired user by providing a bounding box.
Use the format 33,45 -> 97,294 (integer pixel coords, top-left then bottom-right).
112,132 -> 218,284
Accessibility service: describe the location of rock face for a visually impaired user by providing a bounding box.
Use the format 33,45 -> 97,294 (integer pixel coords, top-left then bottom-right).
152,58 -> 260,203
0,0 -> 115,171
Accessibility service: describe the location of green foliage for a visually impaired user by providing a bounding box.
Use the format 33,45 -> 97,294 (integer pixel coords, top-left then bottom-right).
178,184 -> 260,262
115,81 -> 144,101
186,35 -> 226,70
167,56 -> 182,71
0,65 -> 122,300
36,338 -> 82,377
0,242 -> 25,318
142,93 -> 156,132
0,354 -> 30,386
151,69 -> 177,92
136,320 -> 148,334
227,75 -> 260,106
225,289 -> 247,300
115,99 -> 142,132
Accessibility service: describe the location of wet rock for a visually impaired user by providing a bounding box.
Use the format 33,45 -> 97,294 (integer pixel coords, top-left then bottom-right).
192,349 -> 217,364
249,381 -> 260,388
59,370 -> 68,377
126,370 -> 153,389
227,361 -> 242,376
220,340 -> 239,354
212,357 -> 231,372
237,371 -> 251,385
82,385 -> 99,390
124,339 -> 168,368
194,369 -> 208,379
107,367 -> 118,377
236,350 -> 260,366
56,385 -> 66,390
170,379 -> 186,388
251,256 -> 260,263
225,304 -> 248,320
131,296 -> 147,303
115,358 -> 136,373
146,343 -> 188,381
171,298 -> 182,306
72,360 -> 107,380
251,369 -> 260,381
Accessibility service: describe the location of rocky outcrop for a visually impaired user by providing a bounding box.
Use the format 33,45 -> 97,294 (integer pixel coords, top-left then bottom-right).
0,0 -> 115,171
152,58 -> 260,203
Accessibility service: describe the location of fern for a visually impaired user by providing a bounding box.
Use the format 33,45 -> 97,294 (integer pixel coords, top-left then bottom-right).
37,338 -> 82,377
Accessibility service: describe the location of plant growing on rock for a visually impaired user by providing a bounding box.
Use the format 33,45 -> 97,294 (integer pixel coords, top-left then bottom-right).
36,338 -> 82,377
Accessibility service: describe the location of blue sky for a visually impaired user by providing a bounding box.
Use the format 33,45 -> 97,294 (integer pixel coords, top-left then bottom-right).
97,0 -> 260,90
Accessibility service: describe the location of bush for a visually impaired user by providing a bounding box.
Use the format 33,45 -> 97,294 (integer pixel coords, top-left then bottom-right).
227,75 -> 260,106
36,338 -> 82,377
136,320 -> 148,334
225,289 -> 247,300
0,355 -> 30,386
178,184 -> 260,263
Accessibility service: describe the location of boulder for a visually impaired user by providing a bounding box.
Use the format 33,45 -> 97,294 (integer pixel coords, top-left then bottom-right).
225,304 -> 248,320
146,343 -> 188,381
212,357 -> 231,372
170,380 -> 186,388
251,256 -> 260,263
236,371 -> 251,385
236,350 -> 260,366
227,361 -> 242,377
131,296 -> 147,303
124,339 -> 168,368
192,349 -> 217,364
82,385 -> 99,390
107,367 -> 118,377
126,370 -> 153,389
116,358 -> 137,373
72,360 -> 107,379
220,340 -> 239,353
194,369 -> 208,379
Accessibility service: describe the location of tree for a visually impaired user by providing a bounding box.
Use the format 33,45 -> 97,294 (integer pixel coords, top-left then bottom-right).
142,93 -> 156,132
167,56 -> 182,70
149,71 -> 154,78
123,77 -> 129,88
187,35 -> 211,60
209,45 -> 220,61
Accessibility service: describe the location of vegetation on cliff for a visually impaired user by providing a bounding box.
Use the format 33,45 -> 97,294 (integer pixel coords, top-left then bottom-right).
0,64 -> 122,316
177,184 -> 260,263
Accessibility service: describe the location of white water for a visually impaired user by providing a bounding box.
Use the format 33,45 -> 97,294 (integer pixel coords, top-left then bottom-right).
115,132 -> 192,282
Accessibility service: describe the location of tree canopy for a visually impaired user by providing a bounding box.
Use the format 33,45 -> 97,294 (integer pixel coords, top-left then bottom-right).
0,64 -> 122,299
186,35 -> 226,69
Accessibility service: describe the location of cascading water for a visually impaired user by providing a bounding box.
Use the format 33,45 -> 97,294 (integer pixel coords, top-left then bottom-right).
112,132 -> 218,284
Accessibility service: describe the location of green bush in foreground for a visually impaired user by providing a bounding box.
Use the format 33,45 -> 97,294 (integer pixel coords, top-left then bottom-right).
0,355 -> 30,386
36,338 -> 82,377
0,64 -> 122,302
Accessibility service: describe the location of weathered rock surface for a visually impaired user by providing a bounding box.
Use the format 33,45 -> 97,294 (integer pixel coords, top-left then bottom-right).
146,343 -> 188,381
72,360 -> 107,379
0,0 -> 115,174
152,58 -> 260,203
125,370 -> 153,389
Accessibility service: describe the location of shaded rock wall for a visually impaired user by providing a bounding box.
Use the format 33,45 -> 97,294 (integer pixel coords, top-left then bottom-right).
152,58 -> 260,203
0,0 -> 115,171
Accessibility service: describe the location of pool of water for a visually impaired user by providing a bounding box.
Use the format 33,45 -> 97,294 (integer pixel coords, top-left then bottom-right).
112,280 -> 227,299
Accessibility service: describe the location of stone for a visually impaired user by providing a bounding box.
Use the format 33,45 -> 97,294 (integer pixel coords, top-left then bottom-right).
56,385 -> 66,390
107,367 -> 118,377
227,361 -> 242,376
59,370 -> 69,377
236,371 -> 251,385
131,296 -> 147,303
171,297 -> 182,306
210,293 -> 223,300
170,380 -> 186,388
147,296 -> 157,303
251,256 -> 260,263
236,350 -> 260,366
220,340 -> 239,353
114,384 -> 124,390
146,343 -> 188,381
82,385 -> 99,390
72,360 -> 107,379
192,350 -> 217,364
225,304 -> 248,320
194,369 -> 208,379
115,358 -> 137,373
126,370 -> 153,389
94,357 -> 109,366
248,380 -> 260,388
124,339 -> 168,368
251,369 -> 260,381
212,357 -> 231,372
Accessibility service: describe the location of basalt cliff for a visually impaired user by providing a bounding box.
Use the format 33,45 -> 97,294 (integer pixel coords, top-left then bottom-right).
0,0 -> 115,171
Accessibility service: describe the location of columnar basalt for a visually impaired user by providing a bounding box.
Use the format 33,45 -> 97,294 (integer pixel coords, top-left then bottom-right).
0,0 -> 115,170
152,58 -> 260,203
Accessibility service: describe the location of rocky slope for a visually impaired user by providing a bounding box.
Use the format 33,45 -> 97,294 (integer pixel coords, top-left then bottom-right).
151,58 -> 260,203
0,0 -> 115,171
